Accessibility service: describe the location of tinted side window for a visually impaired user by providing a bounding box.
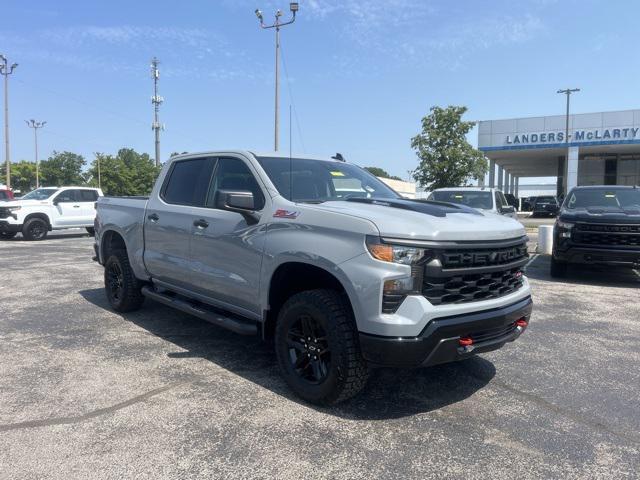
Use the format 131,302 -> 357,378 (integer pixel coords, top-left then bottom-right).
494,192 -> 504,209
0,191 -> 7,200
207,158 -> 265,210
79,190 -> 99,202
55,190 -> 78,203
163,158 -> 215,206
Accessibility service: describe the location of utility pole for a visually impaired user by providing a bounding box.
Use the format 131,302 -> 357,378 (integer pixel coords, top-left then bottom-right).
151,57 -> 164,167
25,119 -> 46,188
557,88 -> 580,193
0,55 -> 18,189
255,3 -> 299,152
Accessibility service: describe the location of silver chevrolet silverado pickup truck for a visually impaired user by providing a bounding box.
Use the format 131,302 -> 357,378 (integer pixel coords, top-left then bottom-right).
94,151 -> 533,405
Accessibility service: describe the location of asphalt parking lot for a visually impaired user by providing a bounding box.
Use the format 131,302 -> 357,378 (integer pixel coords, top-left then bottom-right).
1,232 -> 639,479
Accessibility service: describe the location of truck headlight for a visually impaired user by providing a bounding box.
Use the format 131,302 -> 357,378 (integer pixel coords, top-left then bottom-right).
366,236 -> 429,265
366,236 -> 429,313
556,220 -> 574,238
7,206 -> 21,211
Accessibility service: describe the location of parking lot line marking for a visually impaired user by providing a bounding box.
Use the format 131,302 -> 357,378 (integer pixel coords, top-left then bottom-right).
525,254 -> 539,269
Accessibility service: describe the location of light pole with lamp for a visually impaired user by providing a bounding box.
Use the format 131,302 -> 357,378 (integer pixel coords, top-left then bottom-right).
25,119 -> 46,188
0,55 -> 18,189
255,3 -> 299,152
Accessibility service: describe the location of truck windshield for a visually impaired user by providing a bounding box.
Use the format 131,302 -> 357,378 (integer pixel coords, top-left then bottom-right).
428,190 -> 493,210
256,157 -> 400,203
21,188 -> 59,200
565,188 -> 640,209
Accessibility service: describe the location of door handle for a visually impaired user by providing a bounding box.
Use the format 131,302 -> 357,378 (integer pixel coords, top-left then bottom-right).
73,205 -> 80,208
193,219 -> 209,229
147,213 -> 159,222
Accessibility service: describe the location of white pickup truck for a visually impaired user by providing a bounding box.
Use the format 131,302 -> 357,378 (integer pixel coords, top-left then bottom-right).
0,186 -> 103,240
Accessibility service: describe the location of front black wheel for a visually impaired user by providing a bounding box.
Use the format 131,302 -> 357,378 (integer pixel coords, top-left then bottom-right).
22,218 -> 48,241
275,289 -> 368,405
0,231 -> 17,239
104,249 -> 145,312
550,255 -> 568,278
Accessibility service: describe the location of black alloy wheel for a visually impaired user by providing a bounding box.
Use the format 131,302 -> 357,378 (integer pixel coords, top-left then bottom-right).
106,261 -> 125,303
286,314 -> 331,384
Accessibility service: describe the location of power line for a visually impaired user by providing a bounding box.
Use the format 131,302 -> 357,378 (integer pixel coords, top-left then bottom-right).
279,41 -> 306,153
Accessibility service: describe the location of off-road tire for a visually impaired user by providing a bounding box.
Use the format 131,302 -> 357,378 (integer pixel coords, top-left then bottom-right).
0,231 -> 17,239
22,218 -> 48,241
275,289 -> 369,405
550,256 -> 568,278
104,249 -> 145,312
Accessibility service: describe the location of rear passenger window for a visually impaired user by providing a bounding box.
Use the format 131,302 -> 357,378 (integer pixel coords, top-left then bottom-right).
79,190 -> 98,202
55,190 -> 78,203
162,158 -> 215,206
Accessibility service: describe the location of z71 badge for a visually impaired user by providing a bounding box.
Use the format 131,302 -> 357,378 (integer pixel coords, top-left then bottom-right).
273,209 -> 300,219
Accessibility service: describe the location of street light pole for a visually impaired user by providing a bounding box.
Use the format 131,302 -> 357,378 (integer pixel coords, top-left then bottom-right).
25,119 -> 46,188
255,3 -> 299,152
0,55 -> 18,189
557,88 -> 580,193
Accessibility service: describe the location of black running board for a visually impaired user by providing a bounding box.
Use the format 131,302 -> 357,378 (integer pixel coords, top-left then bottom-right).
141,286 -> 258,336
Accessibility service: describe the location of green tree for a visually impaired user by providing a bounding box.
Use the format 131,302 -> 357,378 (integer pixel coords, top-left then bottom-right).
364,166 -> 403,181
9,161 -> 38,193
411,106 -> 488,190
40,151 -> 86,186
86,148 -> 161,196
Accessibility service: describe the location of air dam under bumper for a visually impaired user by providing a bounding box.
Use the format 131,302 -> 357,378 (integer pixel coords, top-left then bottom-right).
359,296 -> 533,368
0,221 -> 22,233
554,246 -> 640,268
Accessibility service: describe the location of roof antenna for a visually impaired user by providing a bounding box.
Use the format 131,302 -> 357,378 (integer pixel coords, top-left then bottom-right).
289,104 -> 293,201
332,153 -> 345,162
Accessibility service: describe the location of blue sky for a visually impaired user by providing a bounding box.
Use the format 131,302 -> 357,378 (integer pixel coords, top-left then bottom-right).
2,0 -> 639,180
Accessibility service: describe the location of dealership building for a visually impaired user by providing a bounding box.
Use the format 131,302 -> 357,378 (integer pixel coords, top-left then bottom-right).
478,109 -> 640,197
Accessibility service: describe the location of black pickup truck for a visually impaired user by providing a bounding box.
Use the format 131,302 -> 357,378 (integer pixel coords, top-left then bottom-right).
551,186 -> 640,277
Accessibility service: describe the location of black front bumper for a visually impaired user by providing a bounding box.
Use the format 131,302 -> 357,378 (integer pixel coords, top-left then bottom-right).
554,245 -> 640,267
359,296 -> 533,368
0,221 -> 22,233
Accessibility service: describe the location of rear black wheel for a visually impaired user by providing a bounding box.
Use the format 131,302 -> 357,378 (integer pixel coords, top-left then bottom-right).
104,249 -> 145,312
22,218 -> 48,241
0,231 -> 17,239
275,289 -> 368,405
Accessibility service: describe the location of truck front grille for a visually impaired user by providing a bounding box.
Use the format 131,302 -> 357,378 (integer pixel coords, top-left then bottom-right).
572,223 -> 640,247
421,239 -> 528,306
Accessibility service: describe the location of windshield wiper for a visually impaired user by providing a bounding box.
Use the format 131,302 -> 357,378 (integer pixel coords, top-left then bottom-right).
296,200 -> 325,204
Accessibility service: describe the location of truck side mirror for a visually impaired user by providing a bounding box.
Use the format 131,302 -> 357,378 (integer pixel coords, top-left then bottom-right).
218,190 -> 255,211
500,205 -> 515,214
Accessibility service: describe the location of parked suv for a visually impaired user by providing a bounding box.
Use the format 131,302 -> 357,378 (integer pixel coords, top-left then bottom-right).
0,188 -> 15,201
0,186 -> 103,240
427,187 -> 518,219
531,196 -> 559,217
95,151 -> 533,405
551,186 -> 640,276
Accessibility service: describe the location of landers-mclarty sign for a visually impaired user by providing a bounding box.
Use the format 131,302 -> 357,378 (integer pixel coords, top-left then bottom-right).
505,127 -> 640,145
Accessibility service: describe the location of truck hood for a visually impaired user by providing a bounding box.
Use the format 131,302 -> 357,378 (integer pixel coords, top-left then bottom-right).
309,198 -> 525,241
0,199 -> 50,207
560,206 -> 640,224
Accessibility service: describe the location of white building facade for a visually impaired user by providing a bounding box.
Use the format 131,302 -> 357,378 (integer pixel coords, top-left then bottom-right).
478,109 -> 640,197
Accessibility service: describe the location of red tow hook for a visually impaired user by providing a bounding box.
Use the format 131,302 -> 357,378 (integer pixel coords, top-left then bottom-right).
515,318 -> 528,332
458,337 -> 475,352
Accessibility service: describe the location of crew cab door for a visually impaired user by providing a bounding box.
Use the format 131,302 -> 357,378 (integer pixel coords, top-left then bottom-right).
188,156 -> 267,317
143,156 -> 216,291
77,189 -> 100,225
52,189 -> 85,226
